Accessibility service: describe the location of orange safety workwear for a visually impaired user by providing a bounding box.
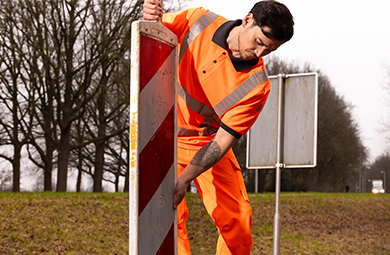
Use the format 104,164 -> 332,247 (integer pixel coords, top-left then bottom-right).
163,8 -> 270,139
177,136 -> 253,255
162,7 -> 271,255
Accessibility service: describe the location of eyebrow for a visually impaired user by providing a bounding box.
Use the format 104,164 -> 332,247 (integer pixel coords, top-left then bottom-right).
258,37 -> 275,53
258,37 -> 270,49
258,28 -> 273,50
258,27 -> 276,52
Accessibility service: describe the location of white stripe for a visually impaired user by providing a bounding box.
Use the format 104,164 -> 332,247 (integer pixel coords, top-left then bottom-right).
139,164 -> 175,254
139,50 -> 176,153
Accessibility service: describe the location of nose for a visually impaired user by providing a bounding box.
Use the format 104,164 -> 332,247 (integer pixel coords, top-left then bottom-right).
255,46 -> 269,58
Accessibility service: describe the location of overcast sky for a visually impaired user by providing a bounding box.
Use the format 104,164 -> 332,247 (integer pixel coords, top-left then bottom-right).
182,0 -> 390,162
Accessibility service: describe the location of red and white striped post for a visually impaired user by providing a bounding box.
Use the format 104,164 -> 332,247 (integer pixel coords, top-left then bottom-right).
130,18 -> 178,255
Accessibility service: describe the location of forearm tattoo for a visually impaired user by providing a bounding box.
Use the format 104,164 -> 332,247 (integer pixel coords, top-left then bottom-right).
190,141 -> 222,169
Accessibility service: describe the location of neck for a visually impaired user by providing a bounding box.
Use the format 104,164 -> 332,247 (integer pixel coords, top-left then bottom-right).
226,25 -> 242,58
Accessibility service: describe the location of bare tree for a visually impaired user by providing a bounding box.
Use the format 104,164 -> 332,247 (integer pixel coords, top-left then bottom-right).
84,0 -> 132,192
17,0 -> 60,192
0,0 -> 188,193
0,0 -> 36,192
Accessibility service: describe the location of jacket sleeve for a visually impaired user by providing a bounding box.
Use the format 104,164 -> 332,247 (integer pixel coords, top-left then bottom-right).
162,7 -> 207,40
220,80 -> 270,138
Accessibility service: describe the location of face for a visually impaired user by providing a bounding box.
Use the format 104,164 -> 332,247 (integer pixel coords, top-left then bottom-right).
238,14 -> 284,61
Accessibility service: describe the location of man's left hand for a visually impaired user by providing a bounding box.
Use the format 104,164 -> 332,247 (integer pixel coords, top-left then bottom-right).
173,176 -> 189,208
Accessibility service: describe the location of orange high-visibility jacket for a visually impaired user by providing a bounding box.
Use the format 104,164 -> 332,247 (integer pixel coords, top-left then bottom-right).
162,8 -> 270,139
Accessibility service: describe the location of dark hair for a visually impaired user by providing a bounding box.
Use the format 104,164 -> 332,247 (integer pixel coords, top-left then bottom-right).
249,0 -> 294,42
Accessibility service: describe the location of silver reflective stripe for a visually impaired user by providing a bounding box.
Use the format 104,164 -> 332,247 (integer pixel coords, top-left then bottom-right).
179,11 -> 218,63
178,83 -> 220,123
178,127 -> 201,137
203,126 -> 218,136
214,69 -> 269,116
178,126 -> 218,137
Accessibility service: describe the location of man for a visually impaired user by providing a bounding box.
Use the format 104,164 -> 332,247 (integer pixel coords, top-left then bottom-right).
143,1 -> 294,254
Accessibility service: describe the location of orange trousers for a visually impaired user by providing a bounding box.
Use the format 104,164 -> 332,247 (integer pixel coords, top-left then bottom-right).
177,137 -> 253,255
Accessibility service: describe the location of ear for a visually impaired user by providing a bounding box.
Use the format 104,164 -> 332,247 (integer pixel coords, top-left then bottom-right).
242,13 -> 254,29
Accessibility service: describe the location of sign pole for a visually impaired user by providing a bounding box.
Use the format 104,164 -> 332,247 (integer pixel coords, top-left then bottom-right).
246,72 -> 318,253
272,73 -> 286,255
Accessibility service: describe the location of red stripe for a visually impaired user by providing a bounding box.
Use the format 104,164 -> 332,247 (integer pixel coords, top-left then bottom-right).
138,105 -> 175,215
156,223 -> 175,255
140,35 -> 175,93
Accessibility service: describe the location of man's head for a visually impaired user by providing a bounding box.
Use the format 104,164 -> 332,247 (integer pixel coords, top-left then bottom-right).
250,0 -> 294,43
235,0 -> 294,60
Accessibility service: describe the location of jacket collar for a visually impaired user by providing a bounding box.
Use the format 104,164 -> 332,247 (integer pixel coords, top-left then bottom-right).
212,20 -> 260,72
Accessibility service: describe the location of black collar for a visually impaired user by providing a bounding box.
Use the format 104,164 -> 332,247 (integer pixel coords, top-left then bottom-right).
212,20 -> 260,72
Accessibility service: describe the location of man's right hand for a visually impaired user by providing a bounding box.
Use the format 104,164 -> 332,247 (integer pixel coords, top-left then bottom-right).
143,0 -> 163,21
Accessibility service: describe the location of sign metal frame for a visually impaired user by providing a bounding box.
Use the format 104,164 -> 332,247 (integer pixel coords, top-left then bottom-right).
130,20 -> 178,255
246,72 -> 318,169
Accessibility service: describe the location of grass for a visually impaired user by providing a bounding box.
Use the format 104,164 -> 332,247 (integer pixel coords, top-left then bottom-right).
0,192 -> 128,254
1,191 -> 389,254
186,192 -> 390,255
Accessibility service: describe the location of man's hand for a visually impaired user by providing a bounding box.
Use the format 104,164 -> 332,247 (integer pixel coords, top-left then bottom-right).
173,128 -> 238,208
143,0 -> 163,21
173,175 -> 191,209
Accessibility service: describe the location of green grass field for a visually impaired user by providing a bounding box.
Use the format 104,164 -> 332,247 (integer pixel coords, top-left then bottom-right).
186,192 -> 390,255
0,192 -> 389,254
0,192 -> 128,254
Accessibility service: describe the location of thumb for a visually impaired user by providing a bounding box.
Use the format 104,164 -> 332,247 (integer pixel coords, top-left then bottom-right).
173,194 -> 181,209
173,184 -> 185,209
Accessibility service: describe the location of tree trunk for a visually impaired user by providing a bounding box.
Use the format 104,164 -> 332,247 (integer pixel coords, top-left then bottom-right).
93,143 -> 105,192
56,127 -> 71,192
76,148 -> 83,192
12,146 -> 21,192
124,144 -> 129,192
43,138 -> 55,191
93,84 -> 107,192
